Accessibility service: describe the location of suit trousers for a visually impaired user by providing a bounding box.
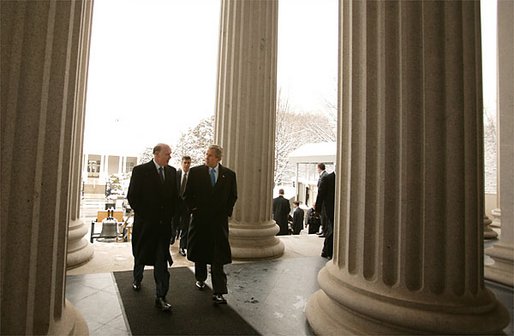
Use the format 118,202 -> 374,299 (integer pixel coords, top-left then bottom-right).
321,218 -> 334,257
178,213 -> 191,250
195,262 -> 227,295
133,239 -> 170,298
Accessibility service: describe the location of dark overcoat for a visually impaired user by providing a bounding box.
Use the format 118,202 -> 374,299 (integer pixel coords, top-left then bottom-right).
272,196 -> 291,235
315,172 -> 335,225
184,164 -> 237,265
127,160 -> 178,265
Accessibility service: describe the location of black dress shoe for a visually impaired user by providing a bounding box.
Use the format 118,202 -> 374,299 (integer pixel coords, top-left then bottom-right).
155,297 -> 172,312
132,281 -> 141,291
179,248 -> 186,256
212,294 -> 227,304
195,280 -> 206,290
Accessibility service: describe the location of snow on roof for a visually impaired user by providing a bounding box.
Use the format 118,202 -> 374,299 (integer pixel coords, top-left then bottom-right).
288,142 -> 336,164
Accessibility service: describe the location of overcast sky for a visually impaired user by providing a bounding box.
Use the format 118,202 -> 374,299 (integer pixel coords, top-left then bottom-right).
83,0 -> 495,157
83,0 -> 338,156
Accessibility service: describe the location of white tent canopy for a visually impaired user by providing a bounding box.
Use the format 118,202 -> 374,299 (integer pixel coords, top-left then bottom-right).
288,141 -> 336,164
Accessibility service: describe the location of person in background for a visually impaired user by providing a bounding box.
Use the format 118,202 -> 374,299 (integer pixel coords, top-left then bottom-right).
315,171 -> 335,259
316,163 -> 328,237
172,156 -> 192,256
306,206 -> 321,234
127,143 -> 178,312
184,145 -> 238,305
273,188 -> 291,235
291,201 -> 304,235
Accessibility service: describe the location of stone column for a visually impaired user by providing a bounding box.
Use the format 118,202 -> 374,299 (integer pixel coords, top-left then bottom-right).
485,0 -> 514,287
82,153 -> 88,181
1,1 -> 90,334
306,1 -> 510,334
100,154 -> 107,181
214,0 -> 284,259
67,0 -> 94,269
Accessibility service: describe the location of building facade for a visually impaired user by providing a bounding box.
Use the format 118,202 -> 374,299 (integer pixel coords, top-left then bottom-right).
82,153 -> 137,195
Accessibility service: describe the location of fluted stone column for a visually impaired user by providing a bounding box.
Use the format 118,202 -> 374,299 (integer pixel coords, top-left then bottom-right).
485,0 -> 514,287
67,0 -> 94,269
306,1 -> 510,334
1,1 -> 91,334
214,0 -> 284,259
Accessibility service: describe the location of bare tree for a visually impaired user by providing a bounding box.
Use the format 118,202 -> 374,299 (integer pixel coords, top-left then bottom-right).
274,90 -> 336,185
172,115 -> 215,166
275,95 -> 302,185
170,93 -> 336,186
484,109 -> 497,193
139,147 -> 153,164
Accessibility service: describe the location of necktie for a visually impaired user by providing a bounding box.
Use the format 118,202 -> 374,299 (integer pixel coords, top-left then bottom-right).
159,167 -> 165,183
210,168 -> 216,186
180,172 -> 187,195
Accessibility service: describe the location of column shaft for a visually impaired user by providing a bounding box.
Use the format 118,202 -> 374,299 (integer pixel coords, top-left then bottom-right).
67,0 -> 94,269
485,0 -> 514,287
1,1 -> 89,334
306,1 -> 509,334
215,0 -> 284,259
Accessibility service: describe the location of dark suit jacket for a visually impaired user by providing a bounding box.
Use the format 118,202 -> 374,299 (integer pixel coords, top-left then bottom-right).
292,207 -> 304,235
273,196 -> 291,235
127,160 -> 178,265
173,169 -> 190,230
315,172 -> 335,225
184,164 -> 237,265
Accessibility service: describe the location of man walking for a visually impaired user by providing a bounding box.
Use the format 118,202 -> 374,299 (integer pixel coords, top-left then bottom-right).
173,156 -> 192,256
127,143 -> 178,312
184,144 -> 238,304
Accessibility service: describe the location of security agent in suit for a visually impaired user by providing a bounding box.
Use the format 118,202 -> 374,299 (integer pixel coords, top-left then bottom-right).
127,143 -> 178,312
273,188 -> 291,235
183,144 -> 237,304
291,201 -> 304,235
315,171 -> 335,259
316,162 -> 329,236
172,156 -> 192,256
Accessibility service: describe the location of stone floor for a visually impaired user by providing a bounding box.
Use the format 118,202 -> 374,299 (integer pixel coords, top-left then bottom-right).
66,233 -> 513,335
66,233 -> 326,335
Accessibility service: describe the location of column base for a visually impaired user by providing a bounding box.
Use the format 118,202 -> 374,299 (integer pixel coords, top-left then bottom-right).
67,219 -> 94,269
47,300 -> 89,335
229,220 -> 284,260
485,242 -> 514,287
484,215 -> 499,239
491,209 -> 501,228
306,262 -> 510,335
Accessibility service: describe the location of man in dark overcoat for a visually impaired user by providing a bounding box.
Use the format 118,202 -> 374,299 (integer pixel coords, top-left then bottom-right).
315,171 -> 335,259
272,189 -> 291,235
316,162 -> 329,236
172,155 -> 192,256
127,143 -> 178,312
291,201 -> 304,235
184,144 -> 237,304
